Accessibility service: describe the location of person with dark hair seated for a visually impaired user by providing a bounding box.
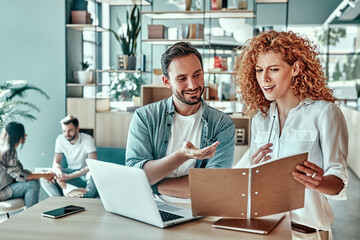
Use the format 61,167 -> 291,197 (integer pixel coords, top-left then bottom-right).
126,42 -> 235,203
40,115 -> 98,198
0,122 -> 55,208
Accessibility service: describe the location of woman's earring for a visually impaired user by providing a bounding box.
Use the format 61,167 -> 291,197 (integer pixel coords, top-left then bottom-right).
292,76 -> 295,84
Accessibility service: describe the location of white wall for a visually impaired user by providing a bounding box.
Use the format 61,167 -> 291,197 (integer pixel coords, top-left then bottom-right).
341,106 -> 360,179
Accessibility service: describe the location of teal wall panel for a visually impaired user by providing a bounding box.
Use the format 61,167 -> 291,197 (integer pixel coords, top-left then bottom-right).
0,0 -> 66,170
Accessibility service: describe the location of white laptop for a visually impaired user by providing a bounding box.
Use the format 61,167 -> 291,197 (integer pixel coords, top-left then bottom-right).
86,159 -> 201,228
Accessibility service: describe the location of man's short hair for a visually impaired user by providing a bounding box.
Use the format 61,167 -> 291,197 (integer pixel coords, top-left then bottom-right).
161,41 -> 203,78
60,115 -> 79,128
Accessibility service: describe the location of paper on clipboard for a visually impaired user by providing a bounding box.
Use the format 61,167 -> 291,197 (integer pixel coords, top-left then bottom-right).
189,152 -> 307,218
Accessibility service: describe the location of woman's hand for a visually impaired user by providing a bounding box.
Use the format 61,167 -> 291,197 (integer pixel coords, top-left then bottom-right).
251,143 -> 273,165
42,172 -> 56,182
182,141 -> 220,160
292,161 -> 324,190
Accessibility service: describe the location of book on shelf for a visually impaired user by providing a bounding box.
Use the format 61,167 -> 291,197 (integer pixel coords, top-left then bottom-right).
182,23 -> 204,39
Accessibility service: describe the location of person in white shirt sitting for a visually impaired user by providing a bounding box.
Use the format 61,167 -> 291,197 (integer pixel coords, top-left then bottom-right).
40,115 -> 98,198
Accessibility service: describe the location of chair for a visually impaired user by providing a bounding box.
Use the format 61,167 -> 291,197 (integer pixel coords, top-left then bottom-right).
0,198 -> 25,219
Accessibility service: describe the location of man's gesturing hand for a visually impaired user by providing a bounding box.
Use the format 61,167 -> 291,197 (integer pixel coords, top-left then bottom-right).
182,141 -> 220,160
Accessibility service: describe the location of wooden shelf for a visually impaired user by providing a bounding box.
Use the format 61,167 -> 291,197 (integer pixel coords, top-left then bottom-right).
205,100 -> 239,103
256,0 -> 288,3
142,39 -> 207,45
98,0 -> 151,5
206,71 -> 233,75
66,83 -> 96,87
142,10 -> 255,19
95,69 -> 142,73
66,24 -> 107,32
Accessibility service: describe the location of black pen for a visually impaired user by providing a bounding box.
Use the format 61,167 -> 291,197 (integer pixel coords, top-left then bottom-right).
267,115 -> 276,144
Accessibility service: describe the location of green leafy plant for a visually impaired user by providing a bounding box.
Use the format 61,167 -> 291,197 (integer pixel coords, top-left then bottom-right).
81,61 -> 91,71
315,27 -> 346,46
356,81 -> 360,99
0,80 -> 49,128
108,4 -> 141,56
109,72 -> 144,101
351,54 -> 360,80
332,61 -> 342,81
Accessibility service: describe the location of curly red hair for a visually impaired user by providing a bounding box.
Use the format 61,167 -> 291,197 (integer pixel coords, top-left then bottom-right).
233,30 -> 337,117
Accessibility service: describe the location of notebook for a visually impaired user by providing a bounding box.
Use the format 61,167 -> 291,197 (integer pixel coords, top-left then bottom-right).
212,213 -> 285,234
189,153 -> 307,234
86,159 -> 201,228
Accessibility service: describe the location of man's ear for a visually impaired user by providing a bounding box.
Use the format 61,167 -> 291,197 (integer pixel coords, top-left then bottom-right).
292,61 -> 300,77
162,75 -> 171,89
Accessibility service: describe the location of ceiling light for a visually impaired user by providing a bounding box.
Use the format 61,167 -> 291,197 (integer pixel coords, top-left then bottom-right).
336,10 -> 342,18
348,0 -> 356,8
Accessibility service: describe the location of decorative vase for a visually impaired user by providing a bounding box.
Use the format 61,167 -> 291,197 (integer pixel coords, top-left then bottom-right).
127,56 -> 136,70
75,71 -> 93,84
117,55 -> 137,70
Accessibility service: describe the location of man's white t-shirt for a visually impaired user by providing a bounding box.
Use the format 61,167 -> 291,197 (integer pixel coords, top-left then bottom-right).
158,105 -> 203,203
55,132 -> 97,170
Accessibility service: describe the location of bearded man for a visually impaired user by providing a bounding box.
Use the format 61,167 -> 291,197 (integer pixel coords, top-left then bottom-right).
126,42 -> 235,203
41,115 -> 98,198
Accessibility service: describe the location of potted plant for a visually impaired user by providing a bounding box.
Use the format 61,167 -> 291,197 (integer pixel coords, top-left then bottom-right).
75,61 -> 93,84
0,80 -> 49,129
108,4 -> 141,70
109,72 -> 143,101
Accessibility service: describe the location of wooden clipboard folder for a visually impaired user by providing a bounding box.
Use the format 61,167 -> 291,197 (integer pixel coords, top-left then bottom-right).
189,153 -> 307,234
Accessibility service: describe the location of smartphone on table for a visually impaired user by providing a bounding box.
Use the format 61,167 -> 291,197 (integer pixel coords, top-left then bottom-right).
42,205 -> 85,219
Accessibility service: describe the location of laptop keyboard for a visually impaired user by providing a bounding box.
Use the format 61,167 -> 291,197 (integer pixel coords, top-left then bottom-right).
159,210 -> 184,222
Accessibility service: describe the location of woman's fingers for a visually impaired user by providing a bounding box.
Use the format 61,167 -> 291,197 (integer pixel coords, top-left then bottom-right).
252,143 -> 273,158
251,144 -> 273,165
293,161 -> 324,189
304,161 -> 325,175
258,154 -> 272,163
295,161 -> 324,181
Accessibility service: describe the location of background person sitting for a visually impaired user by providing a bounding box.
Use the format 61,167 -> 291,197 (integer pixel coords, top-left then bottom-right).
0,122 -> 54,208
40,115 -> 98,198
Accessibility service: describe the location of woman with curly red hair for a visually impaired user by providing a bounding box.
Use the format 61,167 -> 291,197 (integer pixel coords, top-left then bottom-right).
233,30 -> 348,240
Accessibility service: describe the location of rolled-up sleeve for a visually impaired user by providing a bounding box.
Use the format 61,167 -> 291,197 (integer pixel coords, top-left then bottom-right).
125,109 -> 154,169
205,115 -> 235,169
320,104 -> 349,200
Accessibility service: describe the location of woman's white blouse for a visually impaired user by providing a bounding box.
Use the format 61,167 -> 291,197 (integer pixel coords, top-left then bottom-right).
249,99 -> 349,231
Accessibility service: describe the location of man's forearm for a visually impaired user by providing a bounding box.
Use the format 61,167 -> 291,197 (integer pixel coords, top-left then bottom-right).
143,149 -> 189,185
157,176 -> 190,199
52,162 -> 62,175
67,167 -> 89,180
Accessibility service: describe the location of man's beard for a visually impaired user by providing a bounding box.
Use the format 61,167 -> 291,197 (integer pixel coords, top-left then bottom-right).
66,132 -> 77,142
173,87 -> 204,105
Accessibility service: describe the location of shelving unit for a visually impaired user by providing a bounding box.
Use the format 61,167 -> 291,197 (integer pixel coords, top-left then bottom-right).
64,0 -> 289,151
100,0 -> 151,5
66,24 -> 106,32
142,39 -> 207,45
95,69 -> 141,73
141,6 -> 256,96
142,10 -> 255,19
206,71 -> 233,75
256,0 -> 288,4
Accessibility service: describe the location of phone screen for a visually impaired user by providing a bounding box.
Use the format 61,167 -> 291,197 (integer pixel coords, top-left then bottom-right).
42,205 -> 85,218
